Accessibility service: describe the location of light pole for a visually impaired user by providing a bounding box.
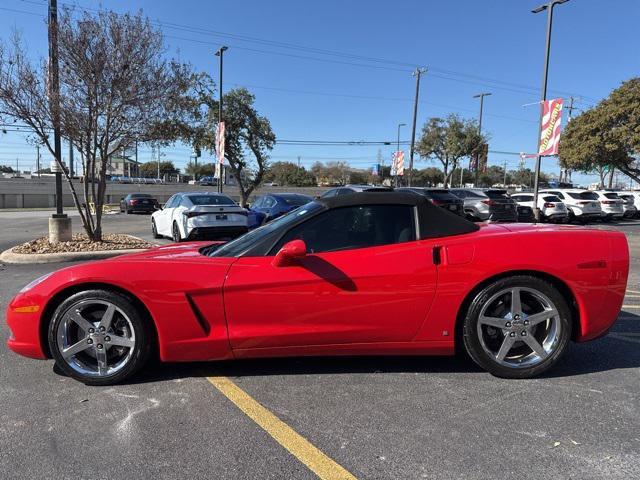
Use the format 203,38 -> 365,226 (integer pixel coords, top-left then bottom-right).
531,0 -> 570,222
215,46 -> 228,194
396,123 -> 406,187
408,67 -> 427,186
473,92 -> 491,187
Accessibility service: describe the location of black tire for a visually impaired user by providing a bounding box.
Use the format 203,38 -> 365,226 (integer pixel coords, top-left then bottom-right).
462,275 -> 572,379
151,219 -> 162,239
48,289 -> 153,386
172,222 -> 182,243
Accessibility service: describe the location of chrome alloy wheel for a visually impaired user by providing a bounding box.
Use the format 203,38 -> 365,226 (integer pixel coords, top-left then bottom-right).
476,287 -> 561,368
56,299 -> 136,377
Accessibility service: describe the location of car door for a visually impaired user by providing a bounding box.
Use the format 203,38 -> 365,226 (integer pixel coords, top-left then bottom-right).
156,195 -> 177,235
223,204 -> 439,350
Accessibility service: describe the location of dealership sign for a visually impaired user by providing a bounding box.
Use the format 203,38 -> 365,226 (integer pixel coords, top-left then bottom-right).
538,98 -> 563,156
392,151 -> 405,176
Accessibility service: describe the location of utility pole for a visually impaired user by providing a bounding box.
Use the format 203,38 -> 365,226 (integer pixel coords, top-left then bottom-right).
473,93 -> 492,187
408,67 -> 426,187
48,0 -> 71,242
531,0 -> 570,222
503,160 -> 508,187
297,156 -> 301,168
460,164 -> 464,187
36,145 -> 40,177
215,46 -> 228,194
156,143 -> 160,180
69,140 -> 74,177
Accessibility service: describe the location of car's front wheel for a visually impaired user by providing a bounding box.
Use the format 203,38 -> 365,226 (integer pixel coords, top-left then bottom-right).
48,289 -> 153,386
151,219 -> 161,239
462,275 -> 571,379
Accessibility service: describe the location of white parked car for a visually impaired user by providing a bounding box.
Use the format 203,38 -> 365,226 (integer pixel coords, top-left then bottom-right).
540,189 -> 603,223
592,190 -> 625,221
151,192 -> 248,242
616,193 -> 638,218
510,193 -> 568,222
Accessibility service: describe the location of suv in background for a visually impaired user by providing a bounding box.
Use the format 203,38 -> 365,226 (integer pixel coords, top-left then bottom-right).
511,192 -> 568,223
396,187 -> 464,216
540,188 -> 603,223
319,184 -> 392,198
450,188 -> 517,222
618,193 -> 639,218
593,190 -> 625,221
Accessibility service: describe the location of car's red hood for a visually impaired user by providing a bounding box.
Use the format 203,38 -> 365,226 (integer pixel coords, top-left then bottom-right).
108,241 -> 221,262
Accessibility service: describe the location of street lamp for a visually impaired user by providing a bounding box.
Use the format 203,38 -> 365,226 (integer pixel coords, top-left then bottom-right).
473,92 -> 491,187
531,0 -> 570,222
215,46 -> 228,194
396,123 -> 406,187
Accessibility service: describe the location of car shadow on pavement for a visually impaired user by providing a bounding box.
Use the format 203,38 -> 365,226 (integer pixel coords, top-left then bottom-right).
57,311 -> 640,385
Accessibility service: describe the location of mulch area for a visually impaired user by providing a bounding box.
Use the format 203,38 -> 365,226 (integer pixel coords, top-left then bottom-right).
12,233 -> 152,254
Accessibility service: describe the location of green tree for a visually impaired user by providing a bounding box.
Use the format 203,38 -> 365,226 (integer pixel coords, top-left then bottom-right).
264,161 -> 315,186
416,114 -> 486,187
0,9 -> 196,240
0,165 -> 14,173
184,162 -> 215,179
411,167 -> 444,186
139,161 -> 179,179
559,78 -> 639,185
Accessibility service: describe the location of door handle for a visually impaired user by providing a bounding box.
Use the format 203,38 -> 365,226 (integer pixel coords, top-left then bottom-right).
432,246 -> 442,265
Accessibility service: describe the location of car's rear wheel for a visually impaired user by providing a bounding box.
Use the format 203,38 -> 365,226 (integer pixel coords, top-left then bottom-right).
462,275 -> 571,379
48,290 -> 153,386
172,222 -> 182,242
151,219 -> 161,239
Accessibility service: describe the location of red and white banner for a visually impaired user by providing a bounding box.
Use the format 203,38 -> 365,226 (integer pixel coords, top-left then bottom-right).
538,98 -> 563,156
216,121 -> 226,165
392,151 -> 404,176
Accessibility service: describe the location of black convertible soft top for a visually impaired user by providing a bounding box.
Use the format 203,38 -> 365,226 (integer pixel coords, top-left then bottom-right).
317,191 -> 479,239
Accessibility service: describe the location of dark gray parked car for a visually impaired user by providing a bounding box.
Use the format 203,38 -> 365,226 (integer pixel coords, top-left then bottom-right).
319,185 -> 392,198
450,188 -> 517,222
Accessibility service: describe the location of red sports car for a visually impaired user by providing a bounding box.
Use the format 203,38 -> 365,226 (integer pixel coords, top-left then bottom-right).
6,192 -> 629,385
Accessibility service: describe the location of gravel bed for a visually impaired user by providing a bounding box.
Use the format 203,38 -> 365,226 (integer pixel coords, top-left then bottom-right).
12,233 -> 152,254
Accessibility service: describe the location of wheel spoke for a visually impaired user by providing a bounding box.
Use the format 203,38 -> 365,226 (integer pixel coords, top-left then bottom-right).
526,308 -> 558,327
522,335 -> 548,359
61,339 -> 91,358
98,304 -> 116,331
95,347 -> 108,375
479,315 -> 508,329
67,309 -> 95,332
510,288 -> 522,316
496,335 -> 516,361
108,335 -> 135,348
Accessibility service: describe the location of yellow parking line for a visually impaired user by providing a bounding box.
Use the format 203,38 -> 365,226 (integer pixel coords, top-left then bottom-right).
625,294 -> 640,298
207,376 -> 357,480
626,290 -> 640,295
622,305 -> 640,309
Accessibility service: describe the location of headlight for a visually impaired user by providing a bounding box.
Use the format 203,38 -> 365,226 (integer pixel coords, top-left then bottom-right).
19,272 -> 54,293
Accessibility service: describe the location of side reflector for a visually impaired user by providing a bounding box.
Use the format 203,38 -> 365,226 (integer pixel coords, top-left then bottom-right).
577,260 -> 606,269
12,305 -> 40,313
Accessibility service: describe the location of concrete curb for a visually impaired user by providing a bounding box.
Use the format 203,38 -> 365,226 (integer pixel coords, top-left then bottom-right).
0,235 -> 153,264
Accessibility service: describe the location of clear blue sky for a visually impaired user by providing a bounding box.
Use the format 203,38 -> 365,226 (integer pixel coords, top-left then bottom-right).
0,0 -> 638,186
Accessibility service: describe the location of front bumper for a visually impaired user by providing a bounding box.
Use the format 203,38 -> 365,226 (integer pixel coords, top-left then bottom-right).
6,296 -> 47,359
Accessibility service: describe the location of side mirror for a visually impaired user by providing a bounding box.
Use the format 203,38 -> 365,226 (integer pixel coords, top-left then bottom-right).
272,239 -> 307,267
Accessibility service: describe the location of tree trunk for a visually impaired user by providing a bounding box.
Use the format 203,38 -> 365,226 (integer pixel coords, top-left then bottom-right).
607,167 -> 615,189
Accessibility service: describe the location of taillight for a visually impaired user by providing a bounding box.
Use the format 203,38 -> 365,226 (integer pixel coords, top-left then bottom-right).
601,200 -> 615,205
183,211 -> 199,218
129,200 -> 138,205
481,200 -> 495,206
543,202 -> 555,208
578,201 -> 591,205
431,200 -> 442,205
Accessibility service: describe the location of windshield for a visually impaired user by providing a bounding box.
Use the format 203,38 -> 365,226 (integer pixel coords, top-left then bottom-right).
210,202 -> 322,257
603,193 -> 621,199
187,195 -> 235,206
280,194 -> 313,206
425,190 -> 457,201
542,195 -> 562,202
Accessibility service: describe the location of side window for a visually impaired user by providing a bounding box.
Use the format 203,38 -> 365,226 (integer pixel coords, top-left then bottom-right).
252,197 -> 263,208
337,188 -> 354,196
551,191 -> 564,199
179,197 -> 191,208
273,205 -> 416,254
165,195 -> 176,208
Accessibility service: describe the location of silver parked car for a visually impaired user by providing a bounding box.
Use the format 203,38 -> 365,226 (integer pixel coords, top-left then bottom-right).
449,188 -> 517,222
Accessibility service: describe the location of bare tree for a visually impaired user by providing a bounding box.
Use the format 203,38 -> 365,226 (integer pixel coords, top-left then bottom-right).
0,9 -> 195,240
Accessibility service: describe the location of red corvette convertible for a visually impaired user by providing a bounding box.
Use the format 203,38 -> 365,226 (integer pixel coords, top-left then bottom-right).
7,192 -> 628,385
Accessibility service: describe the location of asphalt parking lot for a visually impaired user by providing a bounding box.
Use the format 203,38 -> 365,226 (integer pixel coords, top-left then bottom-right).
0,211 -> 639,479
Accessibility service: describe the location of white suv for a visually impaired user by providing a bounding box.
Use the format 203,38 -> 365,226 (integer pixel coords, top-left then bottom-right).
511,193 -> 568,222
540,189 -> 602,223
592,191 -> 625,221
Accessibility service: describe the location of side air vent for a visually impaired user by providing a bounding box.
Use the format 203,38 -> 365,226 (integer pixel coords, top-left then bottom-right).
185,294 -> 211,335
